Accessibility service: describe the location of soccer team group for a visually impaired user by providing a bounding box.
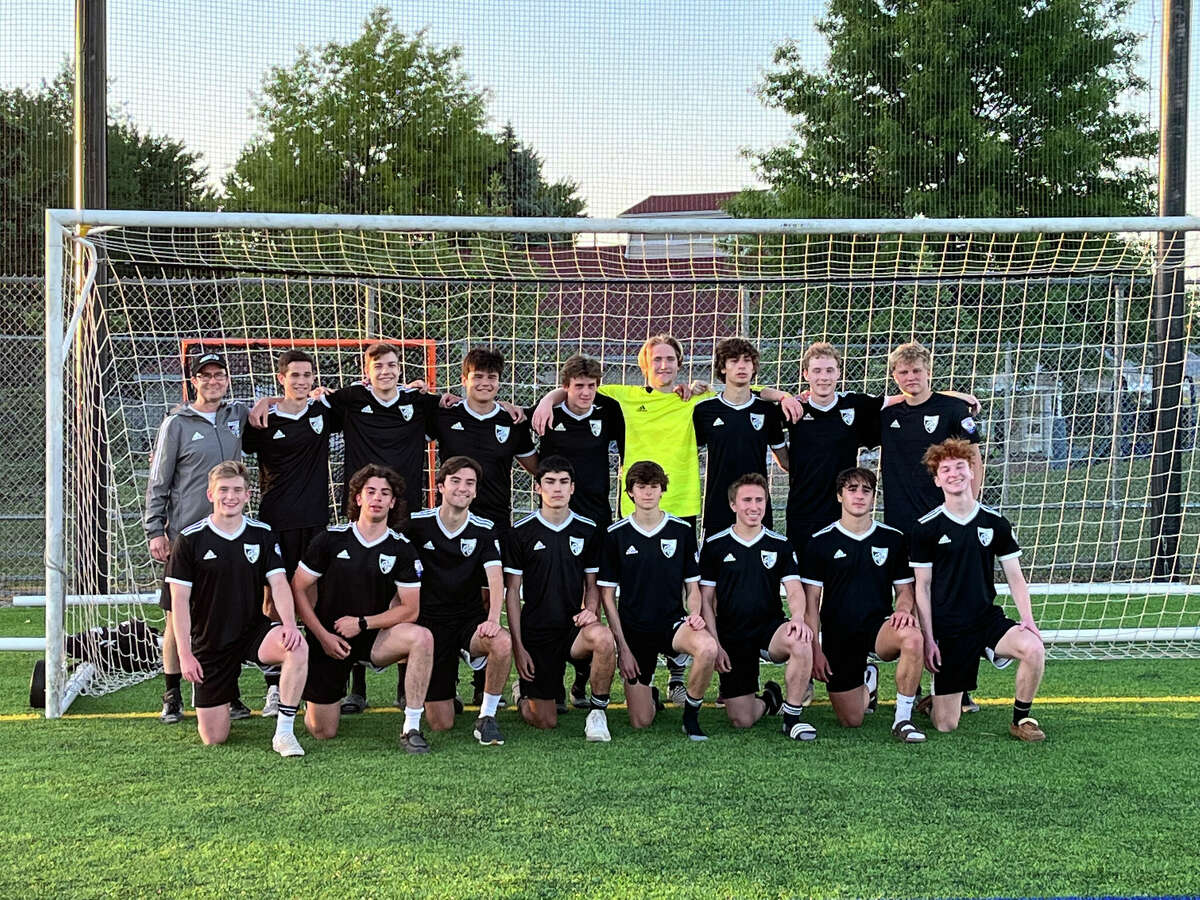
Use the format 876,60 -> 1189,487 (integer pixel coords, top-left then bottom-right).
145,335 -> 1048,757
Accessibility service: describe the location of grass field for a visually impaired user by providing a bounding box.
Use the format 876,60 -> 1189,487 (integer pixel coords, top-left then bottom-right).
1,608 -> 1199,898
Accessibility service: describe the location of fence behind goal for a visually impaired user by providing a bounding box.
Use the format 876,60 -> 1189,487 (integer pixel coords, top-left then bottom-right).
38,210 -> 1200,716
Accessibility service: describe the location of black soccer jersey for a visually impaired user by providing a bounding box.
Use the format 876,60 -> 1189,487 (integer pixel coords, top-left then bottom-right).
326,384 -> 440,516
242,397 -> 343,530
879,393 -> 981,534
785,392 -> 882,534
431,401 -> 535,528
597,514 -> 700,632
693,393 -> 786,535
298,522 -> 421,630
164,516 -> 284,657
408,508 -> 502,624
909,503 -> 1020,635
801,520 -> 913,633
536,395 -> 625,525
503,511 -> 601,636
698,527 -> 799,641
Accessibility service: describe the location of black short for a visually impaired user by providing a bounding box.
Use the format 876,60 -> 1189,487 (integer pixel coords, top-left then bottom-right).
192,621 -> 279,708
159,578 -> 172,611
933,606 -> 1017,696
423,613 -> 487,703
621,619 -> 686,686
821,618 -> 888,693
276,526 -> 323,579
302,629 -> 379,705
518,627 -> 583,701
718,617 -> 787,699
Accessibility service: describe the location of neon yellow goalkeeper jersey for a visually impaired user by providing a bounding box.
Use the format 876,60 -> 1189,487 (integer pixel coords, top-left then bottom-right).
600,384 -> 713,519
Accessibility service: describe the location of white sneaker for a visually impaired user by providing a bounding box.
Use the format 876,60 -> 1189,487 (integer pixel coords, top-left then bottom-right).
272,732 -> 305,758
261,685 -> 280,717
584,709 -> 611,742
985,646 -> 1014,670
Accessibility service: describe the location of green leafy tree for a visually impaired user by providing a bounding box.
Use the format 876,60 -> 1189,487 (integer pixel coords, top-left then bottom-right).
731,0 -> 1156,220
224,8 -> 583,221
489,124 -> 585,219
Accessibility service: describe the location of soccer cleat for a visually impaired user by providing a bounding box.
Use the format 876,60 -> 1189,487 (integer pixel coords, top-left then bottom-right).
783,720 -> 817,741
460,648 -> 488,671
584,709 -> 612,742
159,689 -> 183,724
800,678 -> 814,708
473,715 -> 505,746
681,719 -> 708,742
1009,717 -> 1046,742
667,682 -> 688,706
760,680 -> 784,716
229,698 -> 252,720
961,692 -> 980,714
340,693 -> 368,715
914,693 -> 934,717
272,732 -> 305,757
261,685 -> 280,718
570,684 -> 590,709
891,719 -> 926,743
864,663 -> 879,713
985,646 -> 1014,670
399,729 -> 431,754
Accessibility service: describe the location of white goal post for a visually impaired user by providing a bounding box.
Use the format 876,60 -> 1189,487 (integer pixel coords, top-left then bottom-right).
36,209 -> 1200,717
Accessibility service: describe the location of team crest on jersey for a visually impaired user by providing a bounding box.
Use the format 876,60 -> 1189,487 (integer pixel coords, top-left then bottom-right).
309,415 -> 324,434
243,543 -> 260,563
569,536 -> 585,556
871,546 -> 888,566
841,408 -> 856,426
460,537 -> 477,556
495,425 -> 510,443
760,549 -> 777,569
660,538 -> 677,558
923,415 -> 939,433
977,527 -> 993,547
227,419 -> 241,437
398,404 -> 413,422
589,419 -> 602,437
961,416 -> 977,434
749,413 -> 765,431
378,554 -> 396,574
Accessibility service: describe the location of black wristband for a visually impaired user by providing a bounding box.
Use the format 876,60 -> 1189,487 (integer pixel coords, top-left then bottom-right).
358,616 -> 368,633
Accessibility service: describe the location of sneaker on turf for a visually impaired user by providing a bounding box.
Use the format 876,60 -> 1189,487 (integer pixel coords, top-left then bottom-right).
985,646 -> 1014,670
399,729 -> 431,754
891,719 -> 926,743
783,720 -> 817,741
864,663 -> 879,713
800,678 -> 814,708
585,709 -> 611,742
570,684 -> 590,709
272,732 -> 305,757
667,682 -> 688,706
261,685 -> 280,718
961,692 -> 980,714
229,698 -> 252,720
473,715 -> 505,746
760,680 -> 783,716
159,689 -> 183,724
1009,717 -> 1046,742
340,693 -> 367,715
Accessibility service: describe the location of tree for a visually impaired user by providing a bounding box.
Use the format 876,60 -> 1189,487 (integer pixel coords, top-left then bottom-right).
224,8 -> 584,220
1,68 -> 212,278
729,0 -> 1156,220
488,125 -> 585,219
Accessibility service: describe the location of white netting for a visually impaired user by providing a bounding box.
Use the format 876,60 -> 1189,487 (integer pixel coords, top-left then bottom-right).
46,215 -> 1200,706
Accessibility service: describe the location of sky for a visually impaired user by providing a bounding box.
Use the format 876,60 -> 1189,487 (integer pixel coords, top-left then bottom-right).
1,0 -> 1196,220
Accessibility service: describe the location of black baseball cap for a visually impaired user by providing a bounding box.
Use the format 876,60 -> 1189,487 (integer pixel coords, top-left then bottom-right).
188,352 -> 228,377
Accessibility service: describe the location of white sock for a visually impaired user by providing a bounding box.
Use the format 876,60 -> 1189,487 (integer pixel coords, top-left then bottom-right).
894,692 -> 915,724
403,706 -> 424,732
274,702 -> 297,737
480,692 -> 501,718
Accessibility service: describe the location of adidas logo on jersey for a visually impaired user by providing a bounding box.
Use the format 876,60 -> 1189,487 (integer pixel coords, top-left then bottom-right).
890,420 -> 901,428
625,545 -> 638,555
723,553 -> 736,562
713,417 -> 725,426
337,549 -> 351,559
360,406 -> 373,413
553,423 -> 566,431
637,405 -> 647,412
191,431 -> 205,441
938,535 -> 952,544
833,549 -> 847,559
272,429 -> 285,439
423,541 -> 435,550
533,540 -> 546,550
802,414 -> 814,421
202,549 -> 217,560
451,422 -> 465,431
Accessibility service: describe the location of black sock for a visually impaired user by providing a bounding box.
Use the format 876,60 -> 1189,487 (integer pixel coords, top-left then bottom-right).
264,671 -> 280,688
164,673 -> 181,693
682,693 -> 704,735
473,667 -> 486,692
396,663 -> 407,702
1013,698 -> 1033,726
590,692 -> 610,710
351,664 -> 366,697
572,662 -> 589,692
782,702 -> 803,730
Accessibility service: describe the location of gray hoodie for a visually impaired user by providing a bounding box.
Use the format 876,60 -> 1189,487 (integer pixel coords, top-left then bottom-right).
144,401 -> 250,541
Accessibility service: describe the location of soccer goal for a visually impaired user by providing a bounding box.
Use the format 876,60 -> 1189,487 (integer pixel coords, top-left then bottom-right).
36,210 -> 1200,716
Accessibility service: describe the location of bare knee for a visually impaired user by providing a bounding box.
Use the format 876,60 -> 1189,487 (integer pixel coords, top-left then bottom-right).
288,640 -> 309,665
489,630 -> 512,657
414,627 -> 434,655
835,709 -> 865,728
308,721 -> 339,740
728,710 -> 758,729
900,629 -> 923,655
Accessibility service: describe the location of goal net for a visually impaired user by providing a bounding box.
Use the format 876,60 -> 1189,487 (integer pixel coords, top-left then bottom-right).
40,211 -> 1200,715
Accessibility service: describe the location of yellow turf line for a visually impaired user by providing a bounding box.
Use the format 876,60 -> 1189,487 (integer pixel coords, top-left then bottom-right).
2,695 -> 1198,722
